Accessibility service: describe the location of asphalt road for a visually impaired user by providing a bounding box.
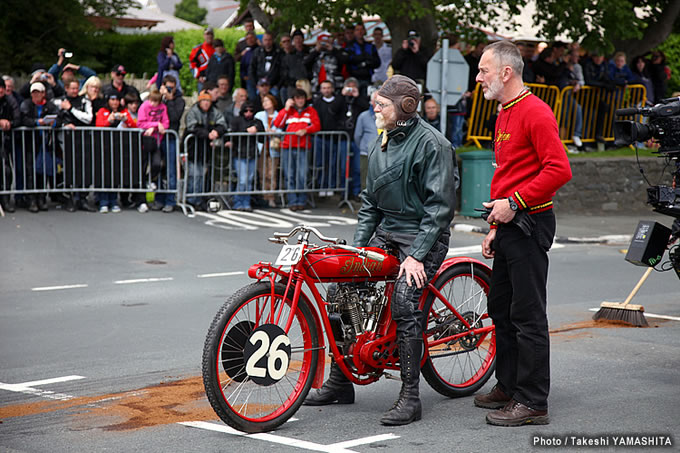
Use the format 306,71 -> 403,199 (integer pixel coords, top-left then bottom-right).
1,206 -> 678,453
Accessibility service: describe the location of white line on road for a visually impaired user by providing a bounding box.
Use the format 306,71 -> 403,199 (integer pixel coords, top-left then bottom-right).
0,375 -> 85,401
327,433 -> 401,449
178,421 -> 398,453
197,272 -> 245,279
32,284 -> 88,292
114,277 -> 174,285
447,242 -> 565,257
588,308 -> 680,321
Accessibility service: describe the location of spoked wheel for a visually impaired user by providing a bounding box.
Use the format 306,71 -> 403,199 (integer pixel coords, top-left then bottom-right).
421,262 -> 495,397
202,282 -> 319,433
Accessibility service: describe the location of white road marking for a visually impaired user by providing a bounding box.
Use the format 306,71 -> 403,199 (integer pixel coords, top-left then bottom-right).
447,242 -> 565,257
32,284 -> 88,292
0,375 -> 85,401
114,277 -> 174,285
195,208 -> 357,231
197,271 -> 245,278
588,308 -> 680,321
178,421 -> 398,453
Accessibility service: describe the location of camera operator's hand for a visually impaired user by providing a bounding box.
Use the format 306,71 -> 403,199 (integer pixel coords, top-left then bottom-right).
44,73 -> 56,87
57,48 -> 66,66
60,99 -> 71,111
401,40 -> 409,50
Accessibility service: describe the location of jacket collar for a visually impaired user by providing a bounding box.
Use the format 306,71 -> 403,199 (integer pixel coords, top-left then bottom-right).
386,116 -> 418,142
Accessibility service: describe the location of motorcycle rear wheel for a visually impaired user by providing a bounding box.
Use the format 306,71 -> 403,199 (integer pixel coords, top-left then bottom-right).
421,263 -> 495,397
202,282 -> 319,433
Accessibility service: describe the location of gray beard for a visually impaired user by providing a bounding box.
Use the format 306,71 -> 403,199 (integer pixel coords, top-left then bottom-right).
375,112 -> 386,130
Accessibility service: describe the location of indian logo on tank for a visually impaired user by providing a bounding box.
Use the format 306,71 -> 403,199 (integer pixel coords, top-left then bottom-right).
338,257 -> 383,275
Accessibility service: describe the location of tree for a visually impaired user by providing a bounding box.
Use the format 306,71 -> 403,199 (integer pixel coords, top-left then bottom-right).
174,0 -> 208,26
0,0 -> 138,74
237,0 -> 680,60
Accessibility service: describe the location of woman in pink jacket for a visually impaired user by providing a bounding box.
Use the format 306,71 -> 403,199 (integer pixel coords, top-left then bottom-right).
136,90 -> 170,212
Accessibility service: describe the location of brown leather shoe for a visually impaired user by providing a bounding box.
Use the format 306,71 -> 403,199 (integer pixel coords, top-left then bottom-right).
486,399 -> 549,426
474,385 -> 511,409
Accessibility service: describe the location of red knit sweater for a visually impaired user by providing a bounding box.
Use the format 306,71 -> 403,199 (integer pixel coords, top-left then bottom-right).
491,90 -> 572,213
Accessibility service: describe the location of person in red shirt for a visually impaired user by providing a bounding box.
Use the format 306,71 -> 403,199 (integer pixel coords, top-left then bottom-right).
189,27 -> 216,92
273,89 -> 320,210
474,40 -> 572,427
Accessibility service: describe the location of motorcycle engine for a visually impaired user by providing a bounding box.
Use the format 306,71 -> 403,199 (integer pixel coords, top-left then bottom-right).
327,282 -> 386,346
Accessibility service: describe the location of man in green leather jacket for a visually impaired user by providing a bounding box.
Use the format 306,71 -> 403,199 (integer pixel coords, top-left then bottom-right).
304,75 -> 458,426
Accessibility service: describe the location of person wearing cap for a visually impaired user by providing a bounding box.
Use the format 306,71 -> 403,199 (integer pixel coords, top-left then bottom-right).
102,65 -> 140,108
392,31 -> 429,83
19,63 -> 64,101
184,90 -> 228,210
19,82 -> 59,212
252,78 -> 280,112
273,88 -> 321,211
305,33 -> 346,94
304,75 -> 458,427
229,100 -> 264,211
205,39 -> 235,91
190,27 -> 216,92
249,31 -> 283,99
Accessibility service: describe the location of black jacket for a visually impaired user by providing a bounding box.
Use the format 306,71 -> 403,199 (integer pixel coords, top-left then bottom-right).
392,48 -> 428,82
0,96 -> 18,127
342,95 -> 369,134
344,40 -> 380,82
164,95 -> 185,132
230,113 -> 264,160
312,96 -> 346,131
532,59 -> 565,87
20,98 -> 59,127
102,82 -> 140,104
19,81 -> 64,101
205,52 -> 235,89
583,60 -> 614,90
55,95 -> 93,127
248,46 -> 283,87
281,47 -> 310,88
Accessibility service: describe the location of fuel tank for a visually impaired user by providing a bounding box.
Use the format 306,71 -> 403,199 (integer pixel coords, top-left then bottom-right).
301,247 -> 400,279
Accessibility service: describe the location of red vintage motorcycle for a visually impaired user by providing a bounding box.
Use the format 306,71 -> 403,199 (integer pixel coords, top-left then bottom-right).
202,225 -> 495,433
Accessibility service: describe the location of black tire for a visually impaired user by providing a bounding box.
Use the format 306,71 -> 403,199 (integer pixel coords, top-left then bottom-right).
421,262 -> 495,397
202,281 -> 319,433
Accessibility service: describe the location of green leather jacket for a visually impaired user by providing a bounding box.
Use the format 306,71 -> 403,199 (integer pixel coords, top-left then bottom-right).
353,116 -> 457,261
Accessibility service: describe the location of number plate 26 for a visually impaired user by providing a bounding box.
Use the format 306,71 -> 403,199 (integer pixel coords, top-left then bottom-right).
243,324 -> 292,386
275,244 -> 304,266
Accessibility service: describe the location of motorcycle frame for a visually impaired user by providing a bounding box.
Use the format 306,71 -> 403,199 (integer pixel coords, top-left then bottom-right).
247,253 -> 492,388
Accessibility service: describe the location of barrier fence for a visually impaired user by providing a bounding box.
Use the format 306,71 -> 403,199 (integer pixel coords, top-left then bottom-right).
0,127 -> 353,216
179,130 -> 352,215
466,83 -> 647,148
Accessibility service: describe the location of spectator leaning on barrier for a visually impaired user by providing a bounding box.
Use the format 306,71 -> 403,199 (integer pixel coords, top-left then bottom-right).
0,78 -> 16,213
184,91 -> 228,210
156,36 -> 183,93
79,76 -> 105,125
229,100 -> 265,211
190,27 -> 216,92
392,30 -> 428,84
313,79 -> 348,197
353,89 -> 378,191
2,75 -> 23,109
273,88 -> 321,211
157,75 -> 185,213
103,65 -> 140,108
344,23 -> 380,96
254,93 -> 280,208
48,48 -> 96,90
532,47 -> 564,86
206,39 -> 235,90
371,27 -> 391,84
609,51 -> 637,86
583,49 -> 614,143
137,89 -> 169,213
20,82 -> 59,213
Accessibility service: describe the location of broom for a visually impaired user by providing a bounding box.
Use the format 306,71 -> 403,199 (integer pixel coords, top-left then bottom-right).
592,267 -> 652,327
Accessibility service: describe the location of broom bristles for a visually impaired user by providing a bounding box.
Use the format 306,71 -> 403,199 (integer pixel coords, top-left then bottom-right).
592,305 -> 649,327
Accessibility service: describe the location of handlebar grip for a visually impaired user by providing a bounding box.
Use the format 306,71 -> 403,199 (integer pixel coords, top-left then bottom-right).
363,250 -> 385,262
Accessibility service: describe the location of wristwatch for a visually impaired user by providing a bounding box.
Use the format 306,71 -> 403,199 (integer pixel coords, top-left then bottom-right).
508,196 -> 519,211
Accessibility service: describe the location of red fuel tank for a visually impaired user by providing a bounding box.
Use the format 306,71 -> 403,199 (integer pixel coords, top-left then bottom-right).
302,247 -> 400,279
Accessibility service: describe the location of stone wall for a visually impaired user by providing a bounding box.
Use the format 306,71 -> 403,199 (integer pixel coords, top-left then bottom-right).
554,157 -> 671,214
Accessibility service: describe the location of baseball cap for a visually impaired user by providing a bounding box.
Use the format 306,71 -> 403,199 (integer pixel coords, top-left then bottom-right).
30,82 -> 45,93
205,27 -> 214,35
112,64 -> 127,75
257,78 -> 270,86
408,30 -> 420,38
30,63 -> 47,77
105,92 -> 120,100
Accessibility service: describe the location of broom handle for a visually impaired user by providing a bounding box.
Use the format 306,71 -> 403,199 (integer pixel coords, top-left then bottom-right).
621,267 -> 654,306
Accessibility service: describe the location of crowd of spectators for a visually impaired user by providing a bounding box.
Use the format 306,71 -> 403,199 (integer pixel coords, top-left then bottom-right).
0,22 -> 673,215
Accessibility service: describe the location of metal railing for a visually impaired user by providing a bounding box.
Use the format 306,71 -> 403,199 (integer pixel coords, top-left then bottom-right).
178,130 -> 353,216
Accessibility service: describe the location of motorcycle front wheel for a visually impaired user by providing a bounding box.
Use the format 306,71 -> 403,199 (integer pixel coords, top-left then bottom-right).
202,281 -> 319,433
421,262 -> 495,397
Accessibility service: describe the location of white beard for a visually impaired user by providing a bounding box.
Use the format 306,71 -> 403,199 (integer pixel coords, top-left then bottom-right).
483,77 -> 504,101
375,112 -> 386,130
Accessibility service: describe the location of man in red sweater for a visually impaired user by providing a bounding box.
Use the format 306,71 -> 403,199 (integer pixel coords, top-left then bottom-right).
474,40 -> 572,427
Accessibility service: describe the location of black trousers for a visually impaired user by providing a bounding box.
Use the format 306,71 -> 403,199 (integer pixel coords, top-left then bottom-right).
487,210 -> 555,411
368,226 -> 449,340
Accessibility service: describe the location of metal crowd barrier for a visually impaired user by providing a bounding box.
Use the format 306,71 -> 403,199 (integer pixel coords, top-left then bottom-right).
179,130 -> 352,216
0,127 -> 180,212
465,83 -> 647,148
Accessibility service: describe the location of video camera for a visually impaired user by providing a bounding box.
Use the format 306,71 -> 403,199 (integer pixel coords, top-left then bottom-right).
613,98 -> 680,278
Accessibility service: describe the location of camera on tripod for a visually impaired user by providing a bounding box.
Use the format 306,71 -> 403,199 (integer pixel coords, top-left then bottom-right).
613,98 -> 680,279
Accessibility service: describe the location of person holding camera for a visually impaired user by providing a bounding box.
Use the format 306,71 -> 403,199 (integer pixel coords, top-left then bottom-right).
344,23 -> 380,96
48,48 -> 96,90
102,65 -> 140,109
305,34 -> 346,94
392,31 -> 428,84
156,36 -> 183,93
20,63 -> 64,101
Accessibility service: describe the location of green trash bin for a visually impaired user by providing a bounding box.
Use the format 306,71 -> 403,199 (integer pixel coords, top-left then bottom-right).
459,150 -> 495,217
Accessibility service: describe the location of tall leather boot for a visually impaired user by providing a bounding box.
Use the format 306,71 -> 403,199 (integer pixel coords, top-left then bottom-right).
380,337 -> 422,425
303,361 -> 355,406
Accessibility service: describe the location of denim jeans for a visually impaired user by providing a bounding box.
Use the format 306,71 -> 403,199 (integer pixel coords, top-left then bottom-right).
232,157 -> 256,209
97,192 -> 118,208
448,114 -> 465,148
314,136 -> 347,191
562,94 -> 583,138
155,137 -> 177,206
280,147 -> 307,207
186,161 -> 206,206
